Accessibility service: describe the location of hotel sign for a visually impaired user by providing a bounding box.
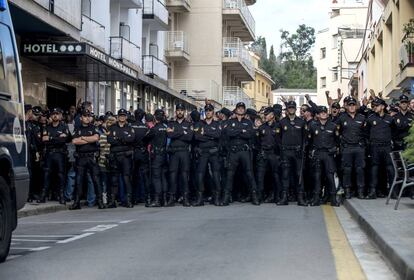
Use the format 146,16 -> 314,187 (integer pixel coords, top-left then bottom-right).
22,42 -> 138,80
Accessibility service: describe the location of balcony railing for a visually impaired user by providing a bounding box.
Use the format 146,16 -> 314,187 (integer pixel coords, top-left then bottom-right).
110,37 -> 142,69
223,37 -> 254,78
223,0 -> 256,37
143,55 -> 168,81
223,86 -> 252,108
169,79 -> 221,104
165,0 -> 191,12
33,0 -> 82,29
81,15 -> 106,50
165,31 -> 189,56
143,0 -> 169,26
400,41 -> 414,70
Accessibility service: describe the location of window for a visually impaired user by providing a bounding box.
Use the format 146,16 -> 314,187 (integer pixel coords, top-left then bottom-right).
320,47 -> 326,59
332,34 -> 339,49
262,82 -> 265,96
257,81 -> 260,93
0,23 -> 20,102
332,67 -> 338,82
320,77 -> 327,88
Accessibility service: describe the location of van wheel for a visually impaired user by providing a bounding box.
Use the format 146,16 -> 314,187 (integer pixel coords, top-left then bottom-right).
0,177 -> 12,263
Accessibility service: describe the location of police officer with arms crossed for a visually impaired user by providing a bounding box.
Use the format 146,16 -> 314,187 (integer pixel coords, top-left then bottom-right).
38,107 -> 70,204
277,101 -> 307,206
193,104 -> 222,206
255,107 -> 282,204
393,94 -> 413,151
308,106 -> 340,207
222,102 -> 260,206
166,103 -> 194,207
107,109 -> 136,208
70,109 -> 105,210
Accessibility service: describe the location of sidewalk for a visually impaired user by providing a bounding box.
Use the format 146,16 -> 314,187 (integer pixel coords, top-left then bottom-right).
18,202 -> 69,218
344,198 -> 414,280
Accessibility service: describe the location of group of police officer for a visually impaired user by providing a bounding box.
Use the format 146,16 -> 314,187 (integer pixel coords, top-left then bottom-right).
23,91 -> 414,210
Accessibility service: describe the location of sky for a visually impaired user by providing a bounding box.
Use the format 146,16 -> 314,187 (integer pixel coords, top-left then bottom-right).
249,0 -> 331,57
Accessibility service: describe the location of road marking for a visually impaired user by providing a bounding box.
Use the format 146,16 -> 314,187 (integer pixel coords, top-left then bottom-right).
119,220 -> 133,224
13,235 -> 75,238
83,224 -> 118,232
6,255 -> 22,260
322,205 -> 367,280
57,233 -> 95,244
12,239 -> 59,242
11,246 -> 50,252
20,220 -> 128,225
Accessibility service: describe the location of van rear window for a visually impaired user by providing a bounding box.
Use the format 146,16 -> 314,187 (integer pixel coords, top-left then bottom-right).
0,23 -> 19,102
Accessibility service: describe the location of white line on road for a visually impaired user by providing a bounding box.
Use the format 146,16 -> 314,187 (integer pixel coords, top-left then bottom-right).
83,224 -> 118,232
13,235 -> 75,238
20,220 -> 128,224
119,220 -> 133,224
6,255 -> 22,260
57,233 -> 95,244
12,239 -> 59,242
11,246 -> 51,252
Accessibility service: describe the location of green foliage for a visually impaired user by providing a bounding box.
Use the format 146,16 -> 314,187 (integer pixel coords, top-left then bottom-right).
403,124 -> 414,163
252,24 -> 317,90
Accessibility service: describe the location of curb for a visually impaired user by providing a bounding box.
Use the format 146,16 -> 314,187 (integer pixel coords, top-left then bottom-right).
18,204 -> 69,218
344,200 -> 414,280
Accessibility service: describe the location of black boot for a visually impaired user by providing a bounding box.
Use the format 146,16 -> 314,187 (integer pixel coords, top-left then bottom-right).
145,194 -> 152,207
69,196 -> 81,210
166,193 -> 176,207
251,191 -> 260,205
59,189 -> 66,205
345,188 -> 352,199
107,194 -> 117,208
330,194 -> 340,207
357,189 -> 365,199
97,195 -> 105,209
125,194 -> 134,208
37,190 -> 47,203
309,193 -> 320,206
149,194 -> 161,207
366,189 -> 376,199
297,192 -> 307,206
213,192 -> 221,206
183,193 -> 191,207
264,192 -> 274,203
222,192 -> 231,206
277,191 -> 288,206
192,192 -> 204,207
162,193 -> 168,206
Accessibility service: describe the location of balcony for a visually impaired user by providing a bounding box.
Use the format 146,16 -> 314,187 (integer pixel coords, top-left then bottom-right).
143,55 -> 168,82
223,86 -> 252,109
80,15 -> 106,50
222,0 -> 255,42
169,79 -> 221,105
33,0 -> 82,29
222,37 -> 255,82
396,40 -> 414,89
110,37 -> 142,70
118,0 -> 143,8
165,0 -> 191,13
244,0 -> 256,5
143,0 -> 169,31
164,31 -> 190,61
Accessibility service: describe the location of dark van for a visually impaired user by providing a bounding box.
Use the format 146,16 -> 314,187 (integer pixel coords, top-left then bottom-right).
0,0 -> 30,262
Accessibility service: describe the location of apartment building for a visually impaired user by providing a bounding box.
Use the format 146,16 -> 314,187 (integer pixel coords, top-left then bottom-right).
272,88 -> 318,114
165,0 -> 257,109
352,0 -> 414,101
315,0 -> 368,106
9,0 -> 198,116
242,52 -> 274,110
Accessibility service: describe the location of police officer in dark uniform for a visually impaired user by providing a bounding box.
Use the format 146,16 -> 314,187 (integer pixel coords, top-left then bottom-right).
70,109 -> 104,210
393,94 -> 413,151
308,106 -> 340,207
146,109 -> 168,207
38,108 -> 70,204
337,97 -> 366,199
131,108 -> 151,206
166,103 -> 194,207
193,104 -> 222,206
25,105 -> 41,202
255,107 -> 281,203
277,101 -> 307,206
366,98 -> 395,199
222,102 -> 260,206
107,108 -> 136,208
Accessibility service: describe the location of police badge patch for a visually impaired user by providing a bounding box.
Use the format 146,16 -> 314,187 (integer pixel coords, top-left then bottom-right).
373,121 -> 377,125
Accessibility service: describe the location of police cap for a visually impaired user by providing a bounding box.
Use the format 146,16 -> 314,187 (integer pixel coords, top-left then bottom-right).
117,108 -> 128,116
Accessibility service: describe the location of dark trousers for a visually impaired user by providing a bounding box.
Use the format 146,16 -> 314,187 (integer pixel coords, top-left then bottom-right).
168,150 -> 190,194
151,152 -> 167,195
74,155 -> 102,199
312,151 -> 337,195
111,152 -> 133,195
281,149 -> 304,193
133,148 -> 150,198
195,150 -> 221,193
256,151 -> 281,195
341,146 -> 365,191
369,145 -> 394,192
43,152 -> 66,193
224,150 -> 257,193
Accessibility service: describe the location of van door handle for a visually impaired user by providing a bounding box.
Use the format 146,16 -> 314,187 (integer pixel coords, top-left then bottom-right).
0,91 -> 12,100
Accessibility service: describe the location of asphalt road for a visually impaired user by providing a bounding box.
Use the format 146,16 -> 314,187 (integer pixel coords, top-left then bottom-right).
0,204 -> 395,280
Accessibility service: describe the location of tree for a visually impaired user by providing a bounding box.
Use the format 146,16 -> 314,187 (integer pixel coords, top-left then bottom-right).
251,36 -> 268,60
403,125 -> 414,162
280,24 -> 316,61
